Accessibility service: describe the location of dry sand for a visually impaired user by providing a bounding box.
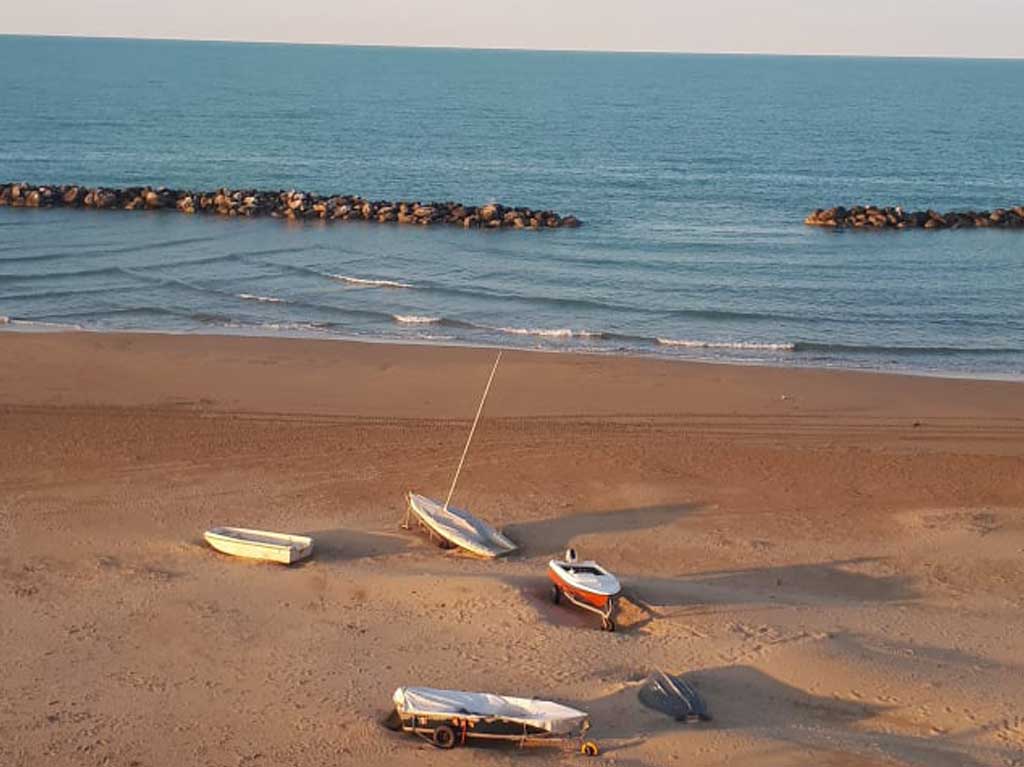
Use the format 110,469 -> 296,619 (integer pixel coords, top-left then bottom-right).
1,331 -> 1023,767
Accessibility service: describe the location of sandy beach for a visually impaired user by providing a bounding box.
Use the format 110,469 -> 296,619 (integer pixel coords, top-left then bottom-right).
1,331 -> 1022,767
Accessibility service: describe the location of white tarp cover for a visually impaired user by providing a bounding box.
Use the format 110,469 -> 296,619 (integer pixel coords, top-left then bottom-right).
407,493 -> 517,558
393,687 -> 588,734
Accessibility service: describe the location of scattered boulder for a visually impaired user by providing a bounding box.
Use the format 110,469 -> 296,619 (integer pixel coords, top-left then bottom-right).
478,203 -> 501,222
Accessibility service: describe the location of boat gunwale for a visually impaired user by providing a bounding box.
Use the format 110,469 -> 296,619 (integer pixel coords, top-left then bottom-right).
548,559 -> 621,597
406,492 -> 517,557
204,527 -> 313,552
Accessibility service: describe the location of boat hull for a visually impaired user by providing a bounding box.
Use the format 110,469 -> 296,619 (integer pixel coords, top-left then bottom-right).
204,527 -> 313,564
406,493 -> 517,558
547,568 -> 615,610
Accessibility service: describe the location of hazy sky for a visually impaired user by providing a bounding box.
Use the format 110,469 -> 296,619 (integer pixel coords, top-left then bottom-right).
6,0 -> 1024,59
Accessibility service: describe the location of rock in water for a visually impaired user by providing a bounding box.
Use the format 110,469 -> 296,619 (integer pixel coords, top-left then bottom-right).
0,181 -> 583,230
805,203 -> 1024,230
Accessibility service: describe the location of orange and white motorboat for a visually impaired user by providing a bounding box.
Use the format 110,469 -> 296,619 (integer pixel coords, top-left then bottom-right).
547,549 -> 622,631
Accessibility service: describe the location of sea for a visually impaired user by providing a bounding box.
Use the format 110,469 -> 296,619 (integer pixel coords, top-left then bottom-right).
1,35 -> 1022,378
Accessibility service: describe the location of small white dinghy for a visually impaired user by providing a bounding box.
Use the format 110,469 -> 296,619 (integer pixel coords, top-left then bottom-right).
406,493 -> 517,558
203,526 -> 313,565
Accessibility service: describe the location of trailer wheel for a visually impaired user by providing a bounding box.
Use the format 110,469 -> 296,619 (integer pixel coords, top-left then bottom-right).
550,584 -> 561,604
432,724 -> 457,749
581,741 -> 600,756
601,617 -> 615,632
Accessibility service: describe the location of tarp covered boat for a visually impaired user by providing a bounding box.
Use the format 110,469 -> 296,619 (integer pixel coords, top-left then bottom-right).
638,671 -> 712,722
390,686 -> 597,753
406,492 -> 517,558
203,527 -> 313,564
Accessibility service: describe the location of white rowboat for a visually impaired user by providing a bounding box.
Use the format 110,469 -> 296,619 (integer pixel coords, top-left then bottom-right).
203,526 -> 313,564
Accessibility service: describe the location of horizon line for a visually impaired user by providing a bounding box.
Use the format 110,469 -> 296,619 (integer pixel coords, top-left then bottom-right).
3,32 -> 1023,63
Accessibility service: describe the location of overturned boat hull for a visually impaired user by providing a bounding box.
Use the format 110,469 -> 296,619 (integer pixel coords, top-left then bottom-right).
638,670 -> 712,722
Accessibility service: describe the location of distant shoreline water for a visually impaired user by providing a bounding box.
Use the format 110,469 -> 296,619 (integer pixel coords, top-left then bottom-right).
1,37 -> 1021,379
3,322 -> 1023,384
4,34 -> 1024,62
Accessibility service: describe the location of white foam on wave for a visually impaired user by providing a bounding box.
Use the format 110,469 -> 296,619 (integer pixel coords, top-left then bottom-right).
257,321 -> 331,333
498,326 -> 575,338
494,326 -> 607,340
0,315 -> 9,325
7,318 -> 84,331
657,337 -> 796,351
331,274 -> 413,289
415,333 -> 457,342
392,314 -> 441,325
238,293 -> 286,304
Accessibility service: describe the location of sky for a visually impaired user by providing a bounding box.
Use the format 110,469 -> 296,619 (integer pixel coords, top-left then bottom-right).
5,0 -> 1024,59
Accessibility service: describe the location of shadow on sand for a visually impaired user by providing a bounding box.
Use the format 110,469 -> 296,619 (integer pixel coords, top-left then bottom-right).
504,504 -> 697,558
689,665 -> 995,767
631,557 -> 917,614
581,666 -> 995,767
302,528 -> 411,563
824,630 -> 1019,675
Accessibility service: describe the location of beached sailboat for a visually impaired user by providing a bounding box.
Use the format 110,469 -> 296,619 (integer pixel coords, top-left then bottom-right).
203,526 -> 313,564
406,493 -> 517,558
388,686 -> 599,754
548,548 -> 621,631
404,352 -> 517,558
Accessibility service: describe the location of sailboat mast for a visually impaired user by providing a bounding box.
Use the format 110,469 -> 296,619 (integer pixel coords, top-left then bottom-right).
443,351 -> 503,512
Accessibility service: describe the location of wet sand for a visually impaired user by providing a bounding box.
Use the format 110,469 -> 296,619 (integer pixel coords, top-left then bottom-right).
1,331 -> 1023,767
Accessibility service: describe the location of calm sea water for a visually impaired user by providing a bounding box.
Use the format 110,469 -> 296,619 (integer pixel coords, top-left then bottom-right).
1,35 -> 1023,377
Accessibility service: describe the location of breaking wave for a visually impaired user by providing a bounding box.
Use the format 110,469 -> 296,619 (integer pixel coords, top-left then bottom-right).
657,338 -> 797,351
2,317 -> 83,330
330,274 -> 413,289
238,293 -> 286,304
392,314 -> 442,324
496,326 -> 605,339
254,321 -> 332,333
792,341 -> 1022,356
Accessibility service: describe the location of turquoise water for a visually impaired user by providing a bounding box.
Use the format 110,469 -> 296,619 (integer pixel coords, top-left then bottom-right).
1,35 -> 1022,377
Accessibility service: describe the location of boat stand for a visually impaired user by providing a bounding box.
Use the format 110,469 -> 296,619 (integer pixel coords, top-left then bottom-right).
400,504 -> 453,549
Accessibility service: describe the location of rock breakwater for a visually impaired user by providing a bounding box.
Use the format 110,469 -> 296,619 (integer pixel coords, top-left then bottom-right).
0,182 -> 581,230
805,205 -> 1024,230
